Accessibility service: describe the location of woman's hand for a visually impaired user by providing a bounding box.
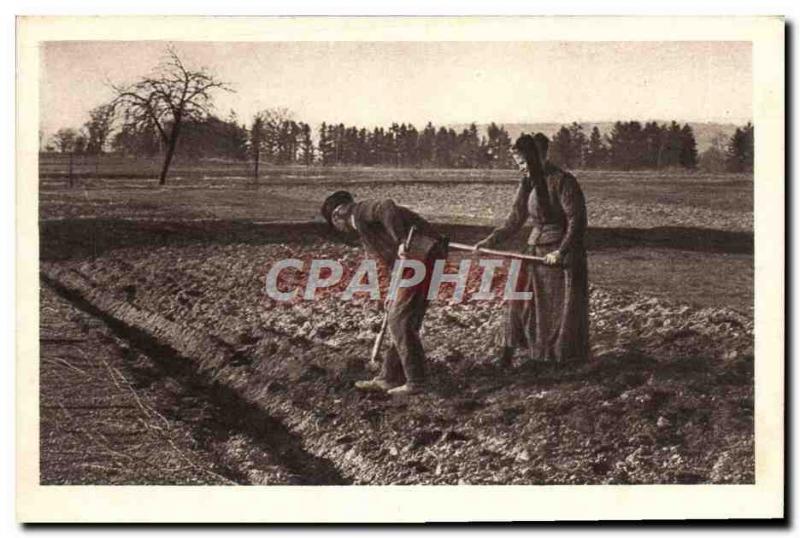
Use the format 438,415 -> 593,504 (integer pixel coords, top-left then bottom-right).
544,251 -> 562,265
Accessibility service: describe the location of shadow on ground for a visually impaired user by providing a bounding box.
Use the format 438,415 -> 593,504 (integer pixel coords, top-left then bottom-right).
40,218 -> 753,262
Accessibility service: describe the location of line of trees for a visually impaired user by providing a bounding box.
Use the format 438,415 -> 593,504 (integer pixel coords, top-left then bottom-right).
250,108 -> 314,174
549,121 -> 699,171
46,115 -> 755,177
315,122 -> 514,169
43,47 -> 756,184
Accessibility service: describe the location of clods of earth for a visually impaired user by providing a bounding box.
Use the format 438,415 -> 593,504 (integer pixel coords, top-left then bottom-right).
43,235 -> 754,485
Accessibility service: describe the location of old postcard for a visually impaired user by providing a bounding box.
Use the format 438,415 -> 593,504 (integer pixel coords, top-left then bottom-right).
16,16 -> 784,522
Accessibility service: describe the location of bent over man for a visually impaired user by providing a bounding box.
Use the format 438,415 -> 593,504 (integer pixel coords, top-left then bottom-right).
321,191 -> 448,395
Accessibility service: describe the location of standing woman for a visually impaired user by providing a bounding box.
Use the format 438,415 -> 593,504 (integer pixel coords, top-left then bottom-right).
475,133 -> 589,366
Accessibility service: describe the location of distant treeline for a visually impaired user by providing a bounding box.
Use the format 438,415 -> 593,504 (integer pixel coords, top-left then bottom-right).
316,122 -> 514,169
553,121 -> 700,170
547,121 -> 751,173
47,111 -> 754,174
44,48 -> 754,183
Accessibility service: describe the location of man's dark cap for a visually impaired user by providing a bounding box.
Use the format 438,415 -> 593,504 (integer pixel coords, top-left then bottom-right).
321,190 -> 354,227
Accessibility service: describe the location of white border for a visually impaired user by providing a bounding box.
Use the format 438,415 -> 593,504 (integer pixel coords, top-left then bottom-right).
15,15 -> 784,522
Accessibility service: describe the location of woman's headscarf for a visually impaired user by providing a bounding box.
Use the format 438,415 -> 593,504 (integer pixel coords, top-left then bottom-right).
514,133 -> 552,221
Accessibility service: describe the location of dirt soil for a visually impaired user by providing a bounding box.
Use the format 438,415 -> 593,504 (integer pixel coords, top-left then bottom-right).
37,167 -> 754,485
40,283 -> 345,485
42,229 -> 754,485
39,168 -> 752,233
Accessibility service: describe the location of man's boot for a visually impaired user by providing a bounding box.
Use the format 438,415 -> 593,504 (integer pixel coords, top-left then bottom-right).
354,377 -> 397,392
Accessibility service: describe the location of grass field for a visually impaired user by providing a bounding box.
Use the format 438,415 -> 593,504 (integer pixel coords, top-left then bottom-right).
38,159 -> 754,485
39,155 -> 753,227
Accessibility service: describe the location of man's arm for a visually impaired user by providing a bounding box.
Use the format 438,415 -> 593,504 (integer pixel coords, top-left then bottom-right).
376,199 -> 408,246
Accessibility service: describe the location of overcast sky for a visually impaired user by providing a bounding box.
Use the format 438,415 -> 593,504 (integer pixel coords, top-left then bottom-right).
40,40 -> 752,138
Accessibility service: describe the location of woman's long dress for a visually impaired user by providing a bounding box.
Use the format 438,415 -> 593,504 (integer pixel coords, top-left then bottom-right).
486,163 -> 590,363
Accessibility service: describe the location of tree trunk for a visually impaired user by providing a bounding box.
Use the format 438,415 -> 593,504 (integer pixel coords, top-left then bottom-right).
159,128 -> 180,186
254,149 -> 260,183
68,152 -> 74,188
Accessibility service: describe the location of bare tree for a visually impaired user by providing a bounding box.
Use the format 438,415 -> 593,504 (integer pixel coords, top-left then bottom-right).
51,128 -> 78,153
110,47 -> 231,185
74,131 -> 89,154
50,128 -> 80,187
250,115 -> 265,182
84,104 -> 116,154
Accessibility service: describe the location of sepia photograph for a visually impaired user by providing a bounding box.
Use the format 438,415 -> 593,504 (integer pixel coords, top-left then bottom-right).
15,15 -> 784,522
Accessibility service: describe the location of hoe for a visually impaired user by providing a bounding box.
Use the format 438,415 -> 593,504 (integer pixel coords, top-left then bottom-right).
369,232 -> 545,368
